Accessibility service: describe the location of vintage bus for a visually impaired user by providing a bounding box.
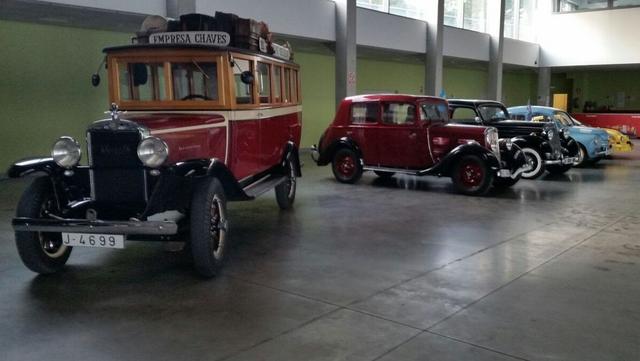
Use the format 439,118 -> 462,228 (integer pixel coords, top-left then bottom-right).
10,13 -> 302,278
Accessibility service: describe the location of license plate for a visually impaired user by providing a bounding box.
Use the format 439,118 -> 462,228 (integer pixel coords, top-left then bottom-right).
61,233 -> 125,249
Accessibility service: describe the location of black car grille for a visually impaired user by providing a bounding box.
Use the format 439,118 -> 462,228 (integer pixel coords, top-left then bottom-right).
88,129 -> 146,204
544,123 -> 563,158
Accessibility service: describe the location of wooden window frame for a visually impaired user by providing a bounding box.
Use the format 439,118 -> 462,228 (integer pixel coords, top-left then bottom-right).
107,49 -> 300,110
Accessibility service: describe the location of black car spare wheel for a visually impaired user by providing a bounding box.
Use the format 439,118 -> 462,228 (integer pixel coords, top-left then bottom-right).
331,148 -> 363,184
275,155 -> 297,210
520,147 -> 545,179
15,177 -> 72,274
190,178 -> 228,278
451,155 -> 493,196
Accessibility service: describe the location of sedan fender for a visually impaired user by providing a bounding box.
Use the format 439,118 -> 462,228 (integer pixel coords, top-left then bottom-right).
7,157 -> 61,178
315,137 -> 363,166
425,142 -> 499,177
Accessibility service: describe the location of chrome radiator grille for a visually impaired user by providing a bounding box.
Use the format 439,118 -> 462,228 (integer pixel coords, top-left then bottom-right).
544,123 -> 563,159
88,129 -> 147,204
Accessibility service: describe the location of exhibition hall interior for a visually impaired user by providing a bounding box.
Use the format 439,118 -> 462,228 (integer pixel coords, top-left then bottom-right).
2,0 -> 640,360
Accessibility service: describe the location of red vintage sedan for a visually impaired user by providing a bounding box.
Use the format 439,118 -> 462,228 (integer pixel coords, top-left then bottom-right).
313,94 -> 528,196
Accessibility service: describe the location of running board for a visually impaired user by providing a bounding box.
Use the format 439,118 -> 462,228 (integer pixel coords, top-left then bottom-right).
363,166 -> 428,176
242,174 -> 287,198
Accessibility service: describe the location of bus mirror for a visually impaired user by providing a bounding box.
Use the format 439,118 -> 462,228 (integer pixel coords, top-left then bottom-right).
240,71 -> 254,85
91,74 -> 100,87
132,63 -> 148,86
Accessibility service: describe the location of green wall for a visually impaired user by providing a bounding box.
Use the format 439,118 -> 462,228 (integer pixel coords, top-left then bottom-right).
503,71 -> 537,107
295,51 -> 335,147
0,21 -> 129,171
357,58 -> 425,94
0,20 -> 539,172
567,69 -> 640,110
443,66 -> 487,99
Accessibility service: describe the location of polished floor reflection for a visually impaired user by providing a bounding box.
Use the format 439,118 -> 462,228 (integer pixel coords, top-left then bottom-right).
1,144 -> 640,361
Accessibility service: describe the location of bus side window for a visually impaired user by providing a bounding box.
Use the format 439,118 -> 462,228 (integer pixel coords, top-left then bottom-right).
273,65 -> 282,103
233,58 -> 254,105
257,61 -> 271,104
283,68 -> 291,103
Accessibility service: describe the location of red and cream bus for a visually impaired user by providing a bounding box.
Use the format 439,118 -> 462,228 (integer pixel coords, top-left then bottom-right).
9,13 -> 302,278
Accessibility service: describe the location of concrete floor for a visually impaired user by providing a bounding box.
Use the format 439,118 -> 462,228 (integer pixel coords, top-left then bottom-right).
1,145 -> 640,361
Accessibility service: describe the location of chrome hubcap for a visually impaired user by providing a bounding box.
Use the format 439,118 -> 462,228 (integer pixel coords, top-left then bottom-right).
39,198 -> 66,258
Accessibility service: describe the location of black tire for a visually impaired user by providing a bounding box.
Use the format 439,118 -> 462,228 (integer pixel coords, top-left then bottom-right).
493,175 -> 520,189
275,156 -> 297,210
520,147 -> 545,179
190,178 -> 228,278
574,144 -> 588,167
374,171 -> 395,179
15,177 -> 72,274
451,155 -> 494,196
546,164 -> 572,175
331,148 -> 363,184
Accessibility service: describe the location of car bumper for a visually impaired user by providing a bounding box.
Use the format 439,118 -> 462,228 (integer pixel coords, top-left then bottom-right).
496,145 -> 530,179
544,156 -> 578,165
611,142 -> 633,153
12,217 -> 178,236
497,165 -> 530,179
594,147 -> 612,157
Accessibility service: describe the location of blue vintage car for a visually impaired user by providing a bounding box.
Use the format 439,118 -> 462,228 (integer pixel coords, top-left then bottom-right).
508,106 -> 610,166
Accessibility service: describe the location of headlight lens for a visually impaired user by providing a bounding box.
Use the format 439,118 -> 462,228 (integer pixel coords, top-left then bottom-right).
485,127 -> 500,160
137,136 -> 169,168
594,137 -> 600,145
51,136 -> 81,169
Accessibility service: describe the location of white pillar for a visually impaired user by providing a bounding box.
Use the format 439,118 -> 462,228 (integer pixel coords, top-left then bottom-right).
424,0 -> 444,96
487,0 -> 505,101
537,67 -> 551,106
335,0 -> 357,109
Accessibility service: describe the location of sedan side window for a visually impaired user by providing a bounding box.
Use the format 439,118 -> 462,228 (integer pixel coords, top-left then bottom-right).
451,107 -> 478,123
351,103 -> 379,124
382,103 -> 416,125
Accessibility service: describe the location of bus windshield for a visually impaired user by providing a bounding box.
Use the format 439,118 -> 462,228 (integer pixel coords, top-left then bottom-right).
117,58 -> 219,102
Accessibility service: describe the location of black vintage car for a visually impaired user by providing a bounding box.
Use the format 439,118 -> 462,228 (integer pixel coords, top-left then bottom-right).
448,100 -> 579,179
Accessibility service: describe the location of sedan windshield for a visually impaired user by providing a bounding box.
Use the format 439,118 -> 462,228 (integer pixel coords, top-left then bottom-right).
570,117 -> 584,126
553,112 -> 574,127
478,105 -> 508,122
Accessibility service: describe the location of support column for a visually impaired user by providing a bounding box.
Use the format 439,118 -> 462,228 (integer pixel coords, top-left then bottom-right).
424,0 -> 444,96
335,0 -> 357,109
537,67 -> 551,106
166,0 -> 196,18
487,0 -> 505,101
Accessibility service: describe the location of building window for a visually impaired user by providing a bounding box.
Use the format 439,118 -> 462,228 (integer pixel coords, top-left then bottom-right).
357,0 -> 389,12
389,0 -> 427,20
504,0 -> 535,42
556,0 -> 640,12
444,0 -> 487,32
613,0 -> 640,6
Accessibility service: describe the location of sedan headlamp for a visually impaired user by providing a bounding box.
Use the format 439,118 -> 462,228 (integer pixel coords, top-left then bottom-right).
137,136 -> 169,168
484,127 -> 500,160
51,136 -> 81,169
